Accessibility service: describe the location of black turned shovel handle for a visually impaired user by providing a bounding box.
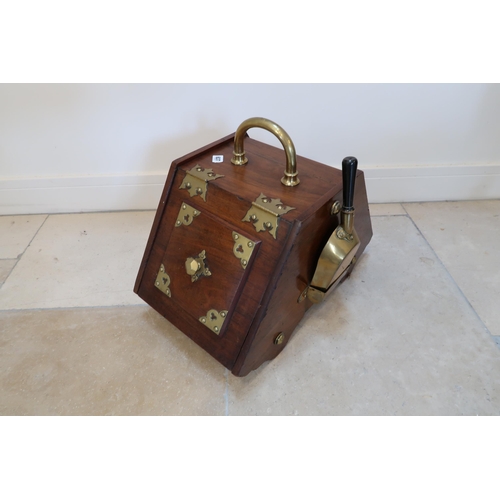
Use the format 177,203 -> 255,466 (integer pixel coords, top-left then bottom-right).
342,156 -> 358,211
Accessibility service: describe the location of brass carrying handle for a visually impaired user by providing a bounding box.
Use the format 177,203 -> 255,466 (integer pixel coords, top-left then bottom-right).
231,117 -> 300,187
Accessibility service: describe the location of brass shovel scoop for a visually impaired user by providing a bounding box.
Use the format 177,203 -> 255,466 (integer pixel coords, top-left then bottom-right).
307,157 -> 361,303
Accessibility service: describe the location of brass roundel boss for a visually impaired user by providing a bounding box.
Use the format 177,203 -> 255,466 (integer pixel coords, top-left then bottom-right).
231,117 -> 300,187
331,200 -> 341,215
184,250 -> 211,282
185,257 -> 201,276
274,332 -> 285,345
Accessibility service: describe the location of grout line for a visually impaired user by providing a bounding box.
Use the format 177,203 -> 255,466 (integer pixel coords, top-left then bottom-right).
28,214 -> 49,244
370,213 -> 408,217
0,214 -> 49,291
1,209 -> 156,218
404,211 -> 497,343
224,369 -> 229,416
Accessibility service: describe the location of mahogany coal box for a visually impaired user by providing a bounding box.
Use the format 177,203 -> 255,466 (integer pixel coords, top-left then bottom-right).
134,118 -> 373,376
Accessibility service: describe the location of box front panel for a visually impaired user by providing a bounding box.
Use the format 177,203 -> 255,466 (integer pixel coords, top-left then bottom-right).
136,164 -> 292,369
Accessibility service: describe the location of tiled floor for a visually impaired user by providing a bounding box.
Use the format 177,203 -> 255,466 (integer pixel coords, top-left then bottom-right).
1,202 -> 499,415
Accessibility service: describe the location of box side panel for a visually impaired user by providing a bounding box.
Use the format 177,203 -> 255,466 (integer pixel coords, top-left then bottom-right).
233,171 -> 373,376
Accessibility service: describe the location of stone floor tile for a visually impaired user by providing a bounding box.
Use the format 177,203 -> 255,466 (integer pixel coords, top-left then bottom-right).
369,203 -> 407,216
0,215 -> 47,259
403,201 -> 500,336
0,260 -> 17,287
227,216 -> 500,415
0,306 -> 226,415
0,211 -> 155,310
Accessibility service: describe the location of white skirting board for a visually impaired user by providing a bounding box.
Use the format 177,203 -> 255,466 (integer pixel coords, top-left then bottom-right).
1,165 -> 500,215
364,164 -> 500,203
0,173 -> 168,216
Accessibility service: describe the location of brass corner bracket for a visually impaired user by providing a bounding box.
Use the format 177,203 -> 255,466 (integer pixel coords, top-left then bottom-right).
199,309 -> 228,335
242,193 -> 295,239
232,232 -> 255,269
175,203 -> 200,228
179,164 -> 224,201
155,264 -> 171,298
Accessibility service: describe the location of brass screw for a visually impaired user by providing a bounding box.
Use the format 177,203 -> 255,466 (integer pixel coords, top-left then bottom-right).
193,210 -> 199,216
248,242 -> 253,247
298,287 -> 308,303
214,326 -> 219,333
220,312 -> 226,318
196,188 -> 203,195
156,281 -> 160,286
274,332 -> 285,345
242,259 -> 247,266
196,166 -> 202,171
265,221 -> 273,229
250,214 -> 258,221
201,318 -> 206,323
185,183 -> 191,189
331,201 -> 341,215
234,234 -> 239,240
175,220 -> 181,226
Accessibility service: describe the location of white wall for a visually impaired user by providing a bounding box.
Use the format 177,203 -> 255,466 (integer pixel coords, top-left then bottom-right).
1,84 -> 499,214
